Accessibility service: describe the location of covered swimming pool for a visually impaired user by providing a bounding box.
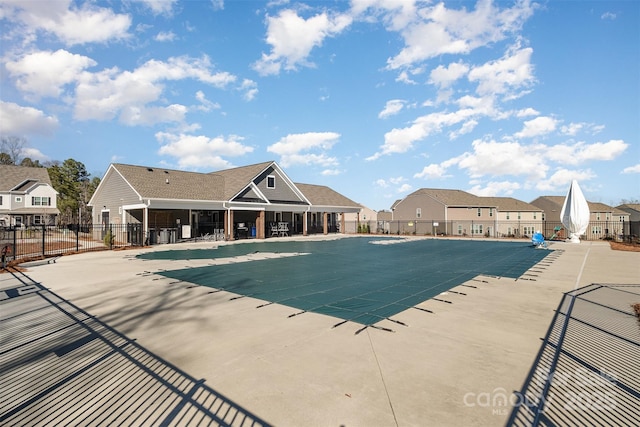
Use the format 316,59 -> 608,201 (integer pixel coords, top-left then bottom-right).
138,237 -> 552,326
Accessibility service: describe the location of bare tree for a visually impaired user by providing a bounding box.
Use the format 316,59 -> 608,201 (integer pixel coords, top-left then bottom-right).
0,136 -> 27,164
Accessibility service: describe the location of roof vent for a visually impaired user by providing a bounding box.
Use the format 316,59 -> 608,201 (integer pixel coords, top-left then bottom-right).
147,168 -> 153,172
164,170 -> 169,174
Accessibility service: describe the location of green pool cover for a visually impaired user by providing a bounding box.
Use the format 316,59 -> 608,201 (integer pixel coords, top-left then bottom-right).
138,238 -> 552,326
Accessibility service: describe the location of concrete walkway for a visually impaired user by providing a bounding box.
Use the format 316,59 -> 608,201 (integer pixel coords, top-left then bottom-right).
3,236 -> 639,426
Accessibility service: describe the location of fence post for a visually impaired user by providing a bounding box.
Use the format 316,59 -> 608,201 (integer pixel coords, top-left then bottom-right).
13,226 -> 17,260
41,224 -> 46,257
109,224 -> 113,250
76,223 -> 80,252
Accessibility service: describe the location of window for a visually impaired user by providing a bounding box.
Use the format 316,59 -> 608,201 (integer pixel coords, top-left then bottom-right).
489,208 -> 493,217
596,213 -> 601,221
542,213 -> 545,221
15,196 -> 22,202
34,215 -> 42,225
606,213 -> 610,220
267,175 -> 276,189
506,212 -> 510,220
517,212 -> 521,220
472,223 -> 483,235
416,208 -> 421,218
0,196 -> 2,205
32,196 -> 51,206
477,208 -> 481,217
457,224 -> 463,235
533,212 -> 537,220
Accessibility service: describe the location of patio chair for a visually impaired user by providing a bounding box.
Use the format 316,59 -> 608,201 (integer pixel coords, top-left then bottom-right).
270,223 -> 279,237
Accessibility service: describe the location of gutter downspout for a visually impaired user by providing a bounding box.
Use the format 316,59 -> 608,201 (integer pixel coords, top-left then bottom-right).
223,202 -> 231,240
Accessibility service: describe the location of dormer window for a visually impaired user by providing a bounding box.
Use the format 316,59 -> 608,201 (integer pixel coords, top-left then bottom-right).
267,175 -> 275,189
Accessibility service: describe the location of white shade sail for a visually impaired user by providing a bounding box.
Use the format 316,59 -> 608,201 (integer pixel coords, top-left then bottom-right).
560,180 -> 590,243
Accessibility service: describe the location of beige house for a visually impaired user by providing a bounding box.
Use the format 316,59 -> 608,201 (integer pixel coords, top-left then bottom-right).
0,165 -> 59,227
390,188 -> 543,237
531,196 -> 630,240
341,205 -> 378,233
88,161 -> 360,243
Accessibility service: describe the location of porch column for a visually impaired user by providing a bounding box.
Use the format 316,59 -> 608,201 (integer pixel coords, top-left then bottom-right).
226,210 -> 234,241
257,211 -> 265,239
341,212 -> 345,234
144,206 -> 149,245
303,212 -> 308,236
323,212 -> 328,235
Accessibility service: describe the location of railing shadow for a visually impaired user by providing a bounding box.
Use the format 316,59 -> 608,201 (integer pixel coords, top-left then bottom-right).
507,283 -> 640,426
0,269 -> 273,426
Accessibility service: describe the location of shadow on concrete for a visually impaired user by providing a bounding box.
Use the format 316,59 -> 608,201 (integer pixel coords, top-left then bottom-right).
507,283 -> 640,426
0,269 -> 273,426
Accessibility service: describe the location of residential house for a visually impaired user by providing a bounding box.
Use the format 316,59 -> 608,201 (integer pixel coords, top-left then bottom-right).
617,203 -> 640,237
0,165 -> 59,227
88,161 -> 360,243
531,196 -> 630,239
341,204 -> 377,233
392,189 -> 545,237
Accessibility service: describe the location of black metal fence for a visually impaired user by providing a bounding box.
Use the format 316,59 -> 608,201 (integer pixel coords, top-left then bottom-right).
0,224 -> 145,264
344,220 -> 638,242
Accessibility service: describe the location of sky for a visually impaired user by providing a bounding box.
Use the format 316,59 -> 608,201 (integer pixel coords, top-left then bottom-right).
0,0 -> 638,211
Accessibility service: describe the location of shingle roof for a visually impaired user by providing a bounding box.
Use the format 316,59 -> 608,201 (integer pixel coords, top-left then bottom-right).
113,164 -> 225,200
295,183 -> 360,208
0,165 -> 53,192
479,197 -> 541,211
209,161 -> 274,199
408,188 -> 495,207
532,196 -> 628,215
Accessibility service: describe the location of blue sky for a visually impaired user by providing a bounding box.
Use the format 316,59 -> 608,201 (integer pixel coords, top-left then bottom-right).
1,0 -> 638,211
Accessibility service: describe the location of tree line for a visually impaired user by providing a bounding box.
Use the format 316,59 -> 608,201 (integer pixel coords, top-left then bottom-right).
1,136 -> 100,225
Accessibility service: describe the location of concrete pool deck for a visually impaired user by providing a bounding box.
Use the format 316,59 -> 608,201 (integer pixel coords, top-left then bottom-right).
5,235 -> 640,426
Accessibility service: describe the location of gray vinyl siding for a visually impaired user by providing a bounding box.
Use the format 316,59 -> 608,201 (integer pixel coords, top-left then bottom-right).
254,167 -> 305,204
92,168 -> 140,224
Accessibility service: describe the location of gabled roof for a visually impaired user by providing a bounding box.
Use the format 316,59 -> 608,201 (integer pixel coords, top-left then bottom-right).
112,164 -> 225,200
0,165 -> 53,192
406,188 -> 495,207
210,161 -> 276,200
617,203 -> 640,212
479,197 -> 541,212
294,183 -> 360,208
532,196 -> 628,215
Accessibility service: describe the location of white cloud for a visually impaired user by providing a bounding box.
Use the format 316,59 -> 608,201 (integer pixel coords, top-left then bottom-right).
120,104 -> 188,126
155,31 -> 177,42
1,0 -> 131,45
137,0 -> 179,15
468,45 -> 535,98
397,183 -> 412,193
516,107 -> 539,117
378,99 -> 405,119
547,139 -> 628,165
414,163 -> 450,179
5,49 -> 96,98
321,169 -> 342,176
429,61 -> 469,88
514,116 -> 557,138
156,132 -> 254,169
0,101 -> 58,136
384,0 -> 535,69
622,164 -> 640,174
21,147 -> 50,162
375,179 -> 389,188
456,138 -> 549,180
267,132 -> 340,167
194,91 -> 220,112
367,108 -> 476,160
252,9 -> 352,75
240,79 -> 258,101
74,55 -> 236,123
601,12 -> 616,20
468,180 -> 521,196
535,168 -> 595,192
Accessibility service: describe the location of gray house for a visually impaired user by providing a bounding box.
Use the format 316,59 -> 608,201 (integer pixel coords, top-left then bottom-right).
0,165 -> 59,227
88,161 -> 360,243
